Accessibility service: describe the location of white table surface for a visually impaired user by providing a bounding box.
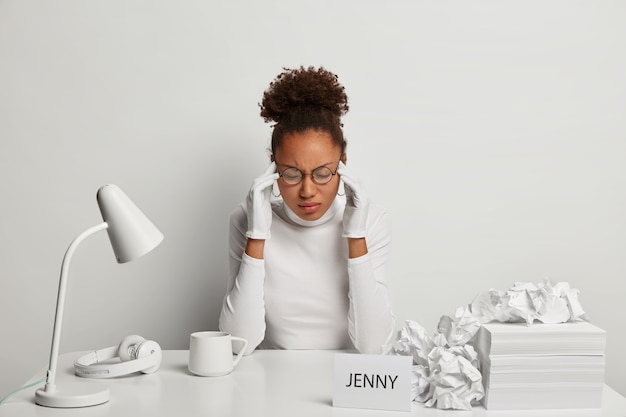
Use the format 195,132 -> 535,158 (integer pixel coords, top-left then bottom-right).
1,350 -> 625,417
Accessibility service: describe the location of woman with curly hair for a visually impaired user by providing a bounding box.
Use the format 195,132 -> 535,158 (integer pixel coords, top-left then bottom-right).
219,66 -> 395,354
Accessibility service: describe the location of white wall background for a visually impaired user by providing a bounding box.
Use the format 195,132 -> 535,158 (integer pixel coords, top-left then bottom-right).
1,0 -> 625,400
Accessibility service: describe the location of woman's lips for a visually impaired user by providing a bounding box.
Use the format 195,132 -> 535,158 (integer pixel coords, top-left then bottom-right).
299,203 -> 321,214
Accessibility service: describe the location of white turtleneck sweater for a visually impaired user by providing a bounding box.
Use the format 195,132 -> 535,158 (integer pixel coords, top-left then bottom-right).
218,196 -> 395,354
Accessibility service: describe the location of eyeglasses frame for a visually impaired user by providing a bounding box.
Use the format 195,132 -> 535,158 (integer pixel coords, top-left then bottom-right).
276,161 -> 341,186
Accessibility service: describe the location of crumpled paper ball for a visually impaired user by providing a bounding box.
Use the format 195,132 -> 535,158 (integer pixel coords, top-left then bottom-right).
469,279 -> 589,325
425,347 -> 484,410
438,306 -> 482,348
395,318 -> 484,410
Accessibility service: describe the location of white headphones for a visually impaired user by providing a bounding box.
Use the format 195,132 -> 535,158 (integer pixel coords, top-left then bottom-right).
74,335 -> 162,379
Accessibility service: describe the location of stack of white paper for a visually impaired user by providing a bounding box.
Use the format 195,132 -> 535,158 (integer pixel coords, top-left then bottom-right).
472,320 -> 606,410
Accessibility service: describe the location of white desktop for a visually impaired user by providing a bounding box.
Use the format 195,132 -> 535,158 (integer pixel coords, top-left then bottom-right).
1,350 -> 625,417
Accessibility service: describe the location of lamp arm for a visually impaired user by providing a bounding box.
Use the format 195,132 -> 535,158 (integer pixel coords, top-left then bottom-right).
43,222 -> 108,391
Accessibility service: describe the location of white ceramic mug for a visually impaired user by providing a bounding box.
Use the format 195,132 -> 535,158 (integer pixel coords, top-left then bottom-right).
188,331 -> 248,377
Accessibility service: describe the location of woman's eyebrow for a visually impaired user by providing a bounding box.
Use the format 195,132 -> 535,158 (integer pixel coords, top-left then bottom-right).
276,161 -> 335,170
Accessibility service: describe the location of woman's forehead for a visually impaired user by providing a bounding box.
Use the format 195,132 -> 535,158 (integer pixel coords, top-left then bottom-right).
275,131 -> 341,164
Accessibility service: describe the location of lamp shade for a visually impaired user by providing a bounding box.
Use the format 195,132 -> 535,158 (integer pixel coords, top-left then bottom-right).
96,184 -> 164,263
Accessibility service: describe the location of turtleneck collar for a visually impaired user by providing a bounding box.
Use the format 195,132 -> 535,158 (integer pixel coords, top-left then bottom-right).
280,196 -> 343,227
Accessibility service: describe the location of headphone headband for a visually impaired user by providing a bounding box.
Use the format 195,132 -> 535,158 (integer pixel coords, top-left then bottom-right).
74,336 -> 162,379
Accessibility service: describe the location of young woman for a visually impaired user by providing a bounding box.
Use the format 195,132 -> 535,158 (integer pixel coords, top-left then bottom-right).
219,66 -> 394,354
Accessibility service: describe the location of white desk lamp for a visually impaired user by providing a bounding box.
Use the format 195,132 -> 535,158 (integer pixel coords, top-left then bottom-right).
35,184 -> 164,408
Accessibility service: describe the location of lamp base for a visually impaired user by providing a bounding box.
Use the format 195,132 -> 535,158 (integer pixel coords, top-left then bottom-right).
35,383 -> 109,408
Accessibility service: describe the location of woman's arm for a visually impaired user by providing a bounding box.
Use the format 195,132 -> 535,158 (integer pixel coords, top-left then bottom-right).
346,207 -> 396,354
218,206 -> 267,354
338,162 -> 395,353
347,237 -> 368,258
219,163 -> 278,354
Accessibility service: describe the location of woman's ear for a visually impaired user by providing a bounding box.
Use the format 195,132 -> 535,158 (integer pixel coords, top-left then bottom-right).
340,153 -> 347,164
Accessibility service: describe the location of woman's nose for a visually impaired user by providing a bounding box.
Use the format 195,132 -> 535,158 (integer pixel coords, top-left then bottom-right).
299,175 -> 316,198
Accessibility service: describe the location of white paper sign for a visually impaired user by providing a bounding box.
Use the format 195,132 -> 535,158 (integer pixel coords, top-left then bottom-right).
333,353 -> 412,412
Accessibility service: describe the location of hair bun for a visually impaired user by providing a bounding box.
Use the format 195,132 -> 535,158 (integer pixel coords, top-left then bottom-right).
260,66 -> 349,124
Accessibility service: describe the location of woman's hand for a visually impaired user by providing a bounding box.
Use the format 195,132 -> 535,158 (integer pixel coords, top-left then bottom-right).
337,161 -> 369,239
246,162 -> 279,240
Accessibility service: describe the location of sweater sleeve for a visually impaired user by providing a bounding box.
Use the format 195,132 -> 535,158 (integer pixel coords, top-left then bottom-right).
218,205 -> 266,354
346,207 -> 395,354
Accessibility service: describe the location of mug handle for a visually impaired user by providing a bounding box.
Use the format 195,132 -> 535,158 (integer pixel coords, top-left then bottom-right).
231,336 -> 248,368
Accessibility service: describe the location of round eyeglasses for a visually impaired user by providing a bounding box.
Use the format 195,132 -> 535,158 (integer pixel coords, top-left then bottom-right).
279,165 -> 338,185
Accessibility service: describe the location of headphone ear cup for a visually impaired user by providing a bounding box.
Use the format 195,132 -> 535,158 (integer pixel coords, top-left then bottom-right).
118,334 -> 146,362
134,340 -> 162,374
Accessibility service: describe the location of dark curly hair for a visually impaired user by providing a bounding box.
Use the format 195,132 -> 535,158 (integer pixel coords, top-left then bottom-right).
259,66 -> 349,157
